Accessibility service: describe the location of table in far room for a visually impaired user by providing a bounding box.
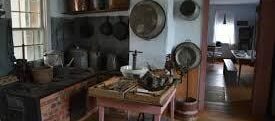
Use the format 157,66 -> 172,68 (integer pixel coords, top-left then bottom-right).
231,50 -> 256,84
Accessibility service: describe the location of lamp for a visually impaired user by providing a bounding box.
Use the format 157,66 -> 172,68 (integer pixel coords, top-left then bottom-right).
223,14 -> 227,24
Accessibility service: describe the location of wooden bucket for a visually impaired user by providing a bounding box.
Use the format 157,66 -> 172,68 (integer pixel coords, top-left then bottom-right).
175,97 -> 198,121
32,67 -> 53,84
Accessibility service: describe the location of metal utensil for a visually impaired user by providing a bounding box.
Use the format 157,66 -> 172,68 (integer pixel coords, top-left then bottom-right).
129,50 -> 143,70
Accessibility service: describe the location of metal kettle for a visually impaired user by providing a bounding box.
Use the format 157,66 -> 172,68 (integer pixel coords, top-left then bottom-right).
106,53 -> 119,71
89,50 -> 101,71
70,46 -> 88,69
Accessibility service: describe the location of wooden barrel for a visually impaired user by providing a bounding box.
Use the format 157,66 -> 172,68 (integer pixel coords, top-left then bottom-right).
32,67 -> 53,84
175,97 -> 198,121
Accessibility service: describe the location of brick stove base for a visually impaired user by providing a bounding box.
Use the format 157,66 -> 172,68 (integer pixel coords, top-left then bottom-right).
40,81 -> 96,121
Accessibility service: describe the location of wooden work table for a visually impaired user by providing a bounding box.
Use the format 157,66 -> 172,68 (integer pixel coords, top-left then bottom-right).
88,77 -> 176,121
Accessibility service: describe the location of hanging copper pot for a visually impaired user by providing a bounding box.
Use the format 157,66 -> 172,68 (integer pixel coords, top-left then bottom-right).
68,0 -> 89,12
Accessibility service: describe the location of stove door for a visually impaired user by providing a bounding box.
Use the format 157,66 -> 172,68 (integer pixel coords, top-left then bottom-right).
69,88 -> 87,121
6,95 -> 25,121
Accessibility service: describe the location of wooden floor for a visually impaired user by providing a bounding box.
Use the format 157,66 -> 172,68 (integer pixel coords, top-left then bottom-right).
84,63 -> 273,121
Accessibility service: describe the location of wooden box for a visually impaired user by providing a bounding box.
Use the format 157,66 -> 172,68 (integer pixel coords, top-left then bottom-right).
125,85 -> 175,106
89,77 -> 137,100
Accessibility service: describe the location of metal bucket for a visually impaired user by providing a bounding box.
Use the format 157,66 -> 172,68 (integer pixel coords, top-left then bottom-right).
70,47 -> 88,69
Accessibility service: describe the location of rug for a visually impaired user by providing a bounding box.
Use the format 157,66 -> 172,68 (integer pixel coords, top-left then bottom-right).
226,86 -> 252,102
206,86 -> 225,102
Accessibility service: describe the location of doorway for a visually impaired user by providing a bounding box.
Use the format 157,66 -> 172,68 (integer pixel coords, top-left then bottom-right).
204,2 -> 259,119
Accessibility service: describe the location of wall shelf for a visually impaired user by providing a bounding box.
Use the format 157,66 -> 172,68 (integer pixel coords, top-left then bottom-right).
63,8 -> 129,15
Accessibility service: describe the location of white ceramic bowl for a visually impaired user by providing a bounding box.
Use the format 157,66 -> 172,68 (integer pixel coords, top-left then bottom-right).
120,65 -> 149,78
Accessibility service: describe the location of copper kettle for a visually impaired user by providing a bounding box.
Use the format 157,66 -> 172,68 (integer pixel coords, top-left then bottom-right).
68,0 -> 89,12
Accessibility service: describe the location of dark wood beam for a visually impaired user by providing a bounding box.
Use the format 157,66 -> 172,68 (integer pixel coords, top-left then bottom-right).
199,0 -> 210,111
252,0 -> 275,116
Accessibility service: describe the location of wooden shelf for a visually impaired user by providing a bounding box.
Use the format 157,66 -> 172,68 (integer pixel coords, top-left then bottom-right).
63,8 -> 129,15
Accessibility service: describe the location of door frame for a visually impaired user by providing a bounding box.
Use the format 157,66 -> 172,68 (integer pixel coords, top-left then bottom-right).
198,0 -> 275,115
252,0 -> 275,116
198,0 -> 210,111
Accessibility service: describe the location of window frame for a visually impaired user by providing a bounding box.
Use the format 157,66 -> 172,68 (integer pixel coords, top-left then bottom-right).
10,0 -> 45,61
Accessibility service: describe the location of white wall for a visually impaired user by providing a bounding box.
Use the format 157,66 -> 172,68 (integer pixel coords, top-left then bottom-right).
129,0 -> 169,69
174,0 -> 203,47
129,0 -> 203,69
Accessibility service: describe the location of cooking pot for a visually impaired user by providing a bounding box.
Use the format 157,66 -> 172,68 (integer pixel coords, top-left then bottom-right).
44,50 -> 64,67
89,50 -> 101,71
179,0 -> 200,21
70,46 -> 88,69
130,0 -> 166,40
109,0 -> 129,10
93,0 -> 108,10
68,0 -> 89,12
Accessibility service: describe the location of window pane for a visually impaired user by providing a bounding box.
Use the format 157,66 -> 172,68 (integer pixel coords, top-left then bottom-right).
25,46 -> 34,61
14,47 -> 23,59
33,30 -> 43,44
34,45 -> 44,60
10,0 -> 20,11
23,30 -> 33,45
20,13 -> 29,28
11,12 -> 20,28
20,0 -> 40,13
13,31 -> 23,46
20,0 -> 29,12
30,0 -> 41,13
20,13 -> 41,28
30,13 -> 41,27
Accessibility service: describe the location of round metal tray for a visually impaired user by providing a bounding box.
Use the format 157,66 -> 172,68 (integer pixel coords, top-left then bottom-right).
180,0 -> 200,21
172,42 -> 201,70
130,0 -> 166,40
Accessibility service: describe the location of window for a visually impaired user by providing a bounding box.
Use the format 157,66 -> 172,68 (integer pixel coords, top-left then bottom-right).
214,11 -> 235,45
10,0 -> 44,61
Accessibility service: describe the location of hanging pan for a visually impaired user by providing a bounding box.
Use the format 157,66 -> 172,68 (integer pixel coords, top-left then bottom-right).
113,16 -> 129,41
172,42 -> 201,72
100,16 -> 113,36
179,0 -> 200,21
130,0 -> 166,40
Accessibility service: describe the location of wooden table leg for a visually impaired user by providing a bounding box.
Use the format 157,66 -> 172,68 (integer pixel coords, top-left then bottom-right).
170,95 -> 175,121
154,114 -> 161,121
99,106 -> 104,121
127,110 -> 130,121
